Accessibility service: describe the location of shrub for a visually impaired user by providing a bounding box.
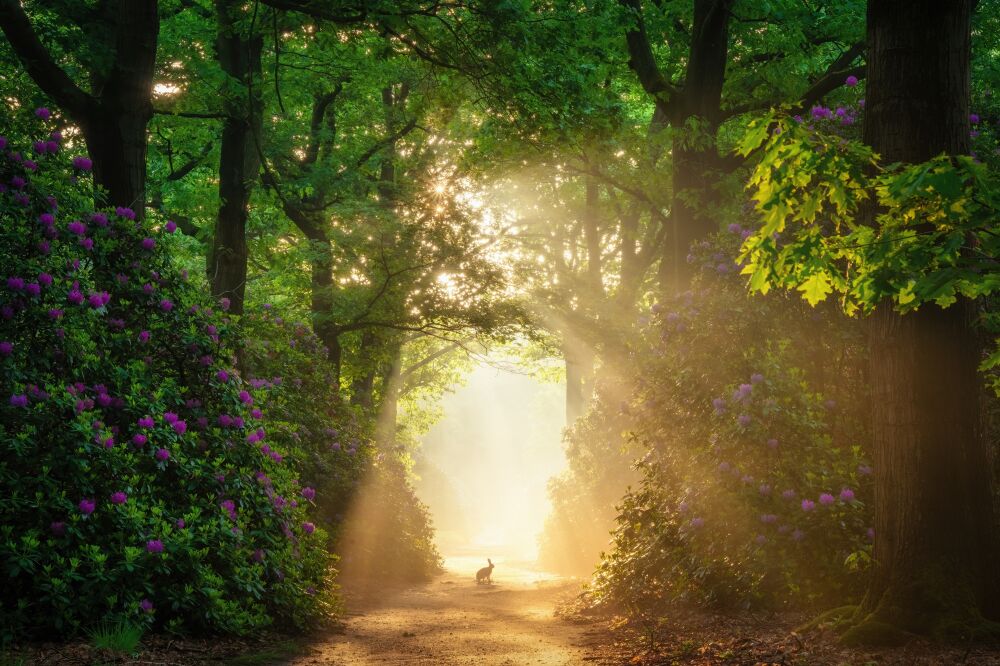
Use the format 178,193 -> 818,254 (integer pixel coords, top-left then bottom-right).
239,306 -> 371,543
0,122 -> 333,639
585,235 -> 873,612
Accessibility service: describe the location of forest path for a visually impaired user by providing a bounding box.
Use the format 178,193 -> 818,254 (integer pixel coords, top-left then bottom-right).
286,556 -> 615,665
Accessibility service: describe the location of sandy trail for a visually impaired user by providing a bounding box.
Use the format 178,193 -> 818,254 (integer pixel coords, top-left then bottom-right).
288,556 -> 613,665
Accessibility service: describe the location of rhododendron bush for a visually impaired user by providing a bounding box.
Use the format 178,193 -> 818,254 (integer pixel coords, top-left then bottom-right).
579,238 -> 874,613
0,129 -> 334,638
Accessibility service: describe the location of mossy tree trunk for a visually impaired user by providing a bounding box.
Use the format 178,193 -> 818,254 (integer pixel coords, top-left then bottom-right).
842,0 -> 1000,644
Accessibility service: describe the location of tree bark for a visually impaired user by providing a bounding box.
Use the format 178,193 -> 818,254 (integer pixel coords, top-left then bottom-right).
658,0 -> 732,292
843,0 -> 1000,644
0,0 -> 159,215
209,0 -> 263,315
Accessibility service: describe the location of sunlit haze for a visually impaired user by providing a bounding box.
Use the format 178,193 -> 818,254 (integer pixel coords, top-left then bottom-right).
415,359 -> 566,562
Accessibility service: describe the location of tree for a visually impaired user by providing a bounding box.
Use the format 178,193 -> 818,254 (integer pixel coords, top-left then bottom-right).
737,0 -> 1000,643
847,0 -> 999,643
209,0 -> 263,315
0,0 -> 159,215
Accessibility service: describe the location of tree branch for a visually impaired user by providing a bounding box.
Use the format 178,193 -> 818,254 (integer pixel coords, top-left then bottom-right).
0,0 -> 95,117
618,0 -> 678,114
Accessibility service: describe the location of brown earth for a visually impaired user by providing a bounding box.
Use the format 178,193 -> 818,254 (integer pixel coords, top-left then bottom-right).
288,556 -> 617,666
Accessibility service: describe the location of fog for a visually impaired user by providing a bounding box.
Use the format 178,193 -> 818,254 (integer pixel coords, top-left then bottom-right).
414,358 -> 566,563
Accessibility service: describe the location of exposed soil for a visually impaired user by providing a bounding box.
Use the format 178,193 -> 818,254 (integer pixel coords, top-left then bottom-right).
288,556 -> 617,665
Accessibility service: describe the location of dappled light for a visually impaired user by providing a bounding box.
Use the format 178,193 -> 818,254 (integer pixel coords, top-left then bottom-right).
3,1 -> 1000,665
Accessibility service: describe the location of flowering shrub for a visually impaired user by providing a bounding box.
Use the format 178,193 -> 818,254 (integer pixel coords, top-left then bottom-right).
239,307 -> 371,540
0,124 -> 333,639
582,236 -> 873,613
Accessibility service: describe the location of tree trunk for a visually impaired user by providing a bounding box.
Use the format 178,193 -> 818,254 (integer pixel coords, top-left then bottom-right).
209,0 -> 262,315
657,0 -> 733,293
376,344 -> 402,448
309,235 -> 340,375
350,331 -> 378,409
564,341 -> 594,424
842,0 -> 1000,644
80,1 -> 159,216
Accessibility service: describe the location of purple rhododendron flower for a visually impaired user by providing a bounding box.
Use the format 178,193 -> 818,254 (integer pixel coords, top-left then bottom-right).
737,414 -> 751,427
165,220 -> 177,233
302,522 -> 315,534
750,373 -> 764,384
839,488 -> 856,502
72,156 -> 93,171
217,369 -> 229,382
155,448 -> 170,461
858,464 -> 873,476
691,517 -> 705,528
141,237 -> 155,250
115,206 -> 136,220
9,394 -> 28,407
801,499 -> 816,512
172,420 -> 187,434
70,221 -> 88,236
301,487 -> 316,501
132,433 -> 147,446
867,527 -> 876,541
0,341 -> 12,356
88,291 -> 110,309
176,519 -> 185,528
163,412 -> 178,424
146,539 -> 164,554
79,237 -> 94,251
819,493 -> 835,506
970,113 -> 980,124
159,299 -> 174,312
755,534 -> 767,545
712,397 -> 726,414
139,599 -> 154,613
845,75 -> 859,87
239,390 -> 252,405
792,529 -> 805,541
138,330 -> 150,343
138,416 -> 155,428
79,499 -> 95,515
110,491 -> 127,505
6,276 -> 24,291
766,438 -> 779,449
35,107 -> 51,120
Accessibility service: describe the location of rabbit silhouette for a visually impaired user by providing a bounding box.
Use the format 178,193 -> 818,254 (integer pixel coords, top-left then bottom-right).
475,558 -> 494,584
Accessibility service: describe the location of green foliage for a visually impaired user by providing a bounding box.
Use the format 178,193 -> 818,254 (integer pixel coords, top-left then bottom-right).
0,127 -> 333,639
587,238 -> 872,613
739,111 -> 1000,391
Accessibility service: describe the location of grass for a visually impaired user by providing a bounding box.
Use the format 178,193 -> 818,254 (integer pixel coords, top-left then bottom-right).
224,639 -> 309,665
86,619 -> 144,656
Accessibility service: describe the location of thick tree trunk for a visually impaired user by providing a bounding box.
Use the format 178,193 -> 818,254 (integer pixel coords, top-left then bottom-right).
657,0 -> 733,292
80,1 -> 160,216
843,0 -> 1000,644
209,0 -> 262,315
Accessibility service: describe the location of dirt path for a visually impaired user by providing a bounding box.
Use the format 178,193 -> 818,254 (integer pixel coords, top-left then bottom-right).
288,556 -> 615,665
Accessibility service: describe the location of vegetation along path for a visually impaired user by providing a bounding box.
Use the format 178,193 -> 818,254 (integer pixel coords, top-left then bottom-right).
290,557 -> 614,665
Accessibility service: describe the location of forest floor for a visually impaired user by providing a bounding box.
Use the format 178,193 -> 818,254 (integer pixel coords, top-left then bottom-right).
286,555 -> 618,665
13,557 -> 1000,664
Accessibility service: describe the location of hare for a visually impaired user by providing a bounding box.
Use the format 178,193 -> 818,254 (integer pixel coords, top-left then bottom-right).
475,558 -> 494,584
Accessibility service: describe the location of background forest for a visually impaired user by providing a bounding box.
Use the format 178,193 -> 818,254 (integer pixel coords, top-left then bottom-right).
2,0 -> 1000,655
